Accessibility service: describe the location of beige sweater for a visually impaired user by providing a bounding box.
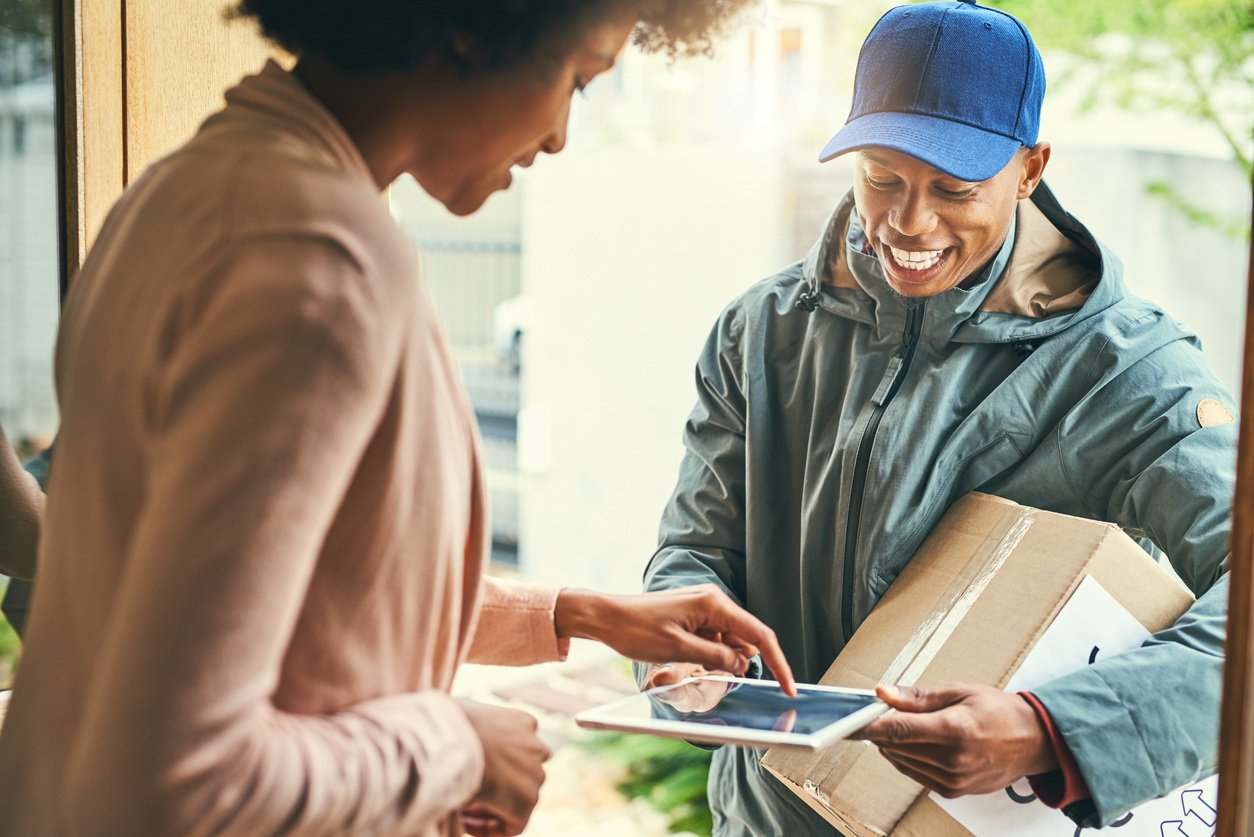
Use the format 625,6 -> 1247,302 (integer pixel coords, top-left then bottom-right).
0,61 -> 567,836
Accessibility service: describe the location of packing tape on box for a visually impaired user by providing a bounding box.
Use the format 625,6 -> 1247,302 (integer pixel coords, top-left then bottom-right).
803,506 -> 1038,800
882,507 -> 1036,687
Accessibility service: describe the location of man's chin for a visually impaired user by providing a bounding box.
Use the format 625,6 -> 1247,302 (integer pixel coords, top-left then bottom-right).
885,275 -> 952,299
881,261 -> 971,298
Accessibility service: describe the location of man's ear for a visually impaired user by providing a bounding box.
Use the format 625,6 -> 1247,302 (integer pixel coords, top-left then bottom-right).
1017,142 -> 1051,199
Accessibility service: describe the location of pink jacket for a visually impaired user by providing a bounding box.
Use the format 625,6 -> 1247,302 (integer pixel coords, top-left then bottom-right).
0,61 -> 567,836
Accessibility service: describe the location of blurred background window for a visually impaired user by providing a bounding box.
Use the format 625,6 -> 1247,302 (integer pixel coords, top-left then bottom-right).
0,0 -> 58,686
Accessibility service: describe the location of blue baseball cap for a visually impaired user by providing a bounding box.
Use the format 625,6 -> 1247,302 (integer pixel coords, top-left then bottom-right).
819,0 -> 1045,182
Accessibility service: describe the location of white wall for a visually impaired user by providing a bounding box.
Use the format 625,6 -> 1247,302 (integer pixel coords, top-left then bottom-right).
517,147 -> 787,592
1044,146 -> 1248,394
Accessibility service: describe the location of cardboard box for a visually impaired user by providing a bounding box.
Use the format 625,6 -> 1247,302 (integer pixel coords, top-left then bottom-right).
760,492 -> 1195,837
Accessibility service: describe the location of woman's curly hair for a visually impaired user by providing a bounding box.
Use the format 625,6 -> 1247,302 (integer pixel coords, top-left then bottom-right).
229,0 -> 758,74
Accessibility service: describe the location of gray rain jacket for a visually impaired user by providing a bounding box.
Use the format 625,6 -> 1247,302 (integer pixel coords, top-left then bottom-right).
642,183 -> 1235,834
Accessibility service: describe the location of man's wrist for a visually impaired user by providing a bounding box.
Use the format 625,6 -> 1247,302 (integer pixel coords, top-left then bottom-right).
1018,693 -> 1061,775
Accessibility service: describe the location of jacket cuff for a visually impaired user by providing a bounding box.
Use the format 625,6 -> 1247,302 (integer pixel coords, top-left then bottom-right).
1020,691 -> 1091,809
471,577 -> 571,665
1029,666 -> 1154,828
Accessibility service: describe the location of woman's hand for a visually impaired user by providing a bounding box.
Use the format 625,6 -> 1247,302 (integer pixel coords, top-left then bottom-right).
555,584 -> 796,695
457,700 -> 551,836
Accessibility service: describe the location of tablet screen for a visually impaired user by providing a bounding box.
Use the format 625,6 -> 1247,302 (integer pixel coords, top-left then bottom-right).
576,676 -> 887,748
647,678 -> 878,733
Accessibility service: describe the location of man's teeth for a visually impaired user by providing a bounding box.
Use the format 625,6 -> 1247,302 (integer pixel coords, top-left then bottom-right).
888,246 -> 944,271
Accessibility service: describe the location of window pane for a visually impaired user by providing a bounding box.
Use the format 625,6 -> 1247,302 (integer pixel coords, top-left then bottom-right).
0,0 -> 58,687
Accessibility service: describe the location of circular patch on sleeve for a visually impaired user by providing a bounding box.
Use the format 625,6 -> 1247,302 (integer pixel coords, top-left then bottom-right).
1197,398 -> 1234,428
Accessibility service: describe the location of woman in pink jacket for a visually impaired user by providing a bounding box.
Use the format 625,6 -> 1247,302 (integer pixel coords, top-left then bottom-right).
0,2 -> 790,835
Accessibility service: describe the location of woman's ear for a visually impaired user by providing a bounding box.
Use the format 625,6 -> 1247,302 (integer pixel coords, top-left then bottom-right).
1018,142 -> 1051,199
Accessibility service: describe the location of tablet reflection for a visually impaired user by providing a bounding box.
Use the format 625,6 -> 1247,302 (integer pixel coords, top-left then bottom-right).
649,680 -> 815,734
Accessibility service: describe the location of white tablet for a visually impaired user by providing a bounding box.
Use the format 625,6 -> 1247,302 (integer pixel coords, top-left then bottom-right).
574,675 -> 888,749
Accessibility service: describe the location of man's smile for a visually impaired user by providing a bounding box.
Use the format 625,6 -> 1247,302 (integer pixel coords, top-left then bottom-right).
879,240 -> 953,284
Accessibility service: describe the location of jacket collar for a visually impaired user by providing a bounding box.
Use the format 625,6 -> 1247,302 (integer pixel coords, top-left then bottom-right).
201,60 -> 375,187
801,181 -> 1123,345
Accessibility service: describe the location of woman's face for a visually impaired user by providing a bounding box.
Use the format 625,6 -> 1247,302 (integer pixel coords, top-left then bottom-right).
407,13 -> 637,216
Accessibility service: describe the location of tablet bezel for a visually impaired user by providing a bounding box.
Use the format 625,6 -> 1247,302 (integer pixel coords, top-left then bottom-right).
574,676 -> 889,749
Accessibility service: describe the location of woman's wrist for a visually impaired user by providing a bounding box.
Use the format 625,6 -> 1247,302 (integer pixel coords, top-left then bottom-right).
554,587 -> 608,641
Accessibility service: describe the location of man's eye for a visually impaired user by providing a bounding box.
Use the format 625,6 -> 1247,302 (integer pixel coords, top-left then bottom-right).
938,185 -> 976,198
865,175 -> 897,189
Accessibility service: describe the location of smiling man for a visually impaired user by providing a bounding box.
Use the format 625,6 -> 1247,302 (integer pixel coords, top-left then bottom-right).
638,1 -> 1235,835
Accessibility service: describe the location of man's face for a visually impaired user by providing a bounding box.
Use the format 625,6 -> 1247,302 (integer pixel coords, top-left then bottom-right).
852,145 -> 1049,298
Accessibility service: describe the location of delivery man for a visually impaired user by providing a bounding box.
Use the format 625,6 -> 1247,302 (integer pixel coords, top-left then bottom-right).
638,1 -> 1234,833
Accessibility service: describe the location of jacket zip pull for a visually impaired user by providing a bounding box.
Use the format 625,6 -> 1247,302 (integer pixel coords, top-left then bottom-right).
871,356 -> 902,406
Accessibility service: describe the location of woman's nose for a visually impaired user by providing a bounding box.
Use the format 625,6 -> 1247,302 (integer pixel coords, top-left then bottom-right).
541,102 -> 570,156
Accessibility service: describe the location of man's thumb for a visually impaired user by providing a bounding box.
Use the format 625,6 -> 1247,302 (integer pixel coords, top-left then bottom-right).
876,682 -> 963,712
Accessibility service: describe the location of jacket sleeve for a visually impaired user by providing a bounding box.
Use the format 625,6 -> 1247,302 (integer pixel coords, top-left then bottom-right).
1,445 -> 52,635
466,576 -> 570,665
64,237 -> 484,836
635,310 -> 752,687
1031,312 -> 1234,828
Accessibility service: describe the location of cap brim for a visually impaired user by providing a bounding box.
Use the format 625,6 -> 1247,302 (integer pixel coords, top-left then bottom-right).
819,111 -> 1022,182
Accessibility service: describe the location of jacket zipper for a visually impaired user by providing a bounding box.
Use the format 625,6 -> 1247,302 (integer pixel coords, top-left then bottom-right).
841,301 -> 925,642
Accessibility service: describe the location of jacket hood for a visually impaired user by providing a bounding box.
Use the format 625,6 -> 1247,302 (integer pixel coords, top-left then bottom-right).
800,181 -> 1126,345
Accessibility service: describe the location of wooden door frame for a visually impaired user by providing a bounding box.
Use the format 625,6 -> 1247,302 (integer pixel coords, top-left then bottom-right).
1218,191 -> 1254,836
55,0 -> 125,279
54,0 -> 274,280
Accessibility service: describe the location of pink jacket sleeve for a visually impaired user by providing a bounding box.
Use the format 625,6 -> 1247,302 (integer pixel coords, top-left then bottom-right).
64,239 -> 484,836
467,577 -> 572,665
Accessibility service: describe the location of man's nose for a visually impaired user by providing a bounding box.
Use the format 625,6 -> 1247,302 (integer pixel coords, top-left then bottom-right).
888,193 -> 938,238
